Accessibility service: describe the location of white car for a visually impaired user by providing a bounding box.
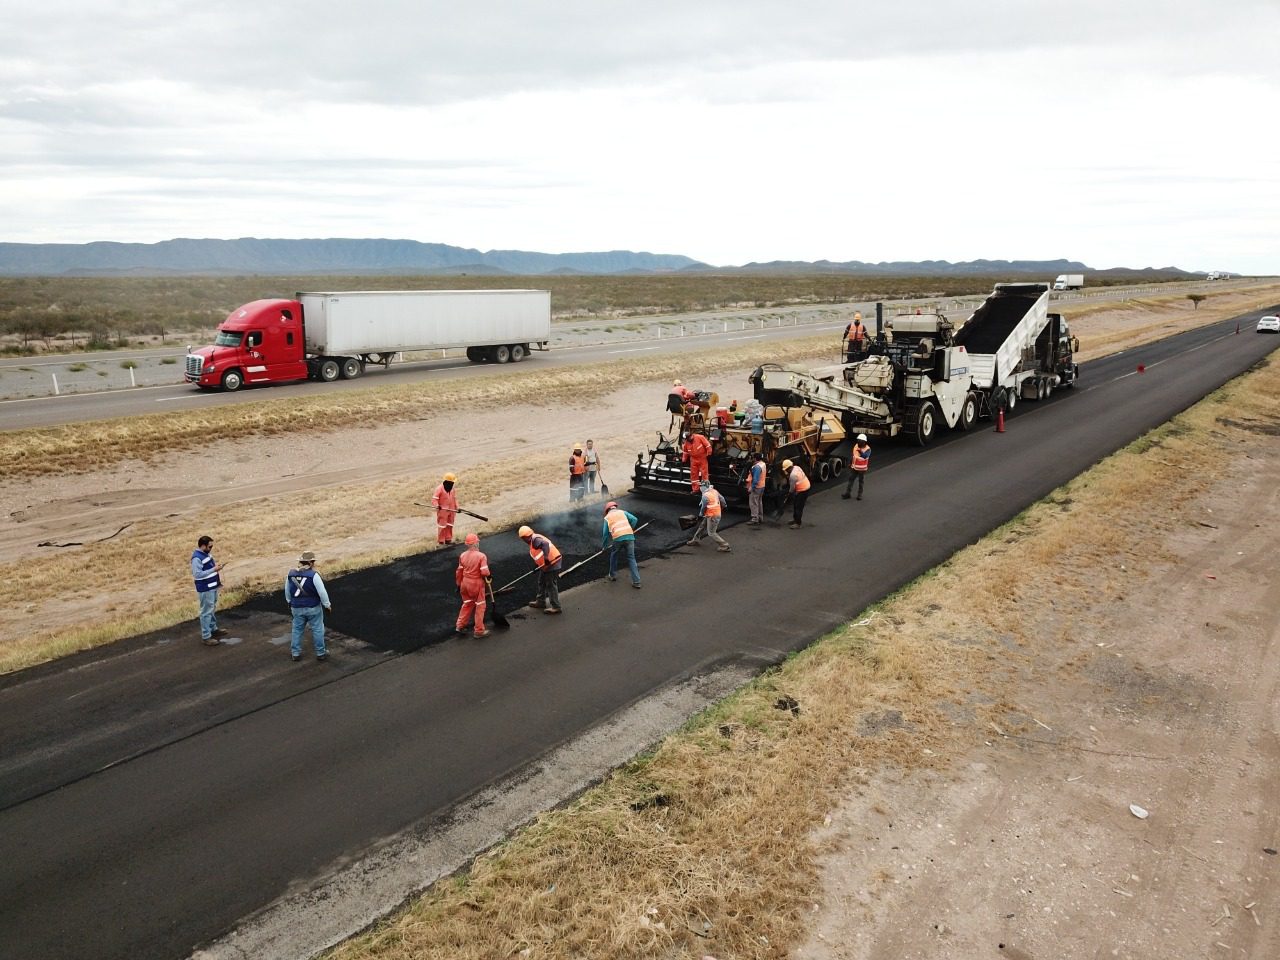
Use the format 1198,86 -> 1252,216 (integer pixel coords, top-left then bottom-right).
1257,315 -> 1280,333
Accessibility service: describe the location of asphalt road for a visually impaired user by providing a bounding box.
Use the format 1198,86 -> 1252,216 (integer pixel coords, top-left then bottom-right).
0,308 -> 1277,960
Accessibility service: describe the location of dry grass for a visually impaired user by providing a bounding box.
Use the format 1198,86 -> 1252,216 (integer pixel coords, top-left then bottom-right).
0,334 -> 835,480
324,370 -> 1280,957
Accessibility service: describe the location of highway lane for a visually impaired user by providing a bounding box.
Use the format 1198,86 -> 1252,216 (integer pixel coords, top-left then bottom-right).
0,307 -> 1277,960
0,319 -> 845,431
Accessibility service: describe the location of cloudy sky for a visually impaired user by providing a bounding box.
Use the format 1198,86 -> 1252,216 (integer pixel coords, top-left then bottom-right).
1,1 -> 1276,271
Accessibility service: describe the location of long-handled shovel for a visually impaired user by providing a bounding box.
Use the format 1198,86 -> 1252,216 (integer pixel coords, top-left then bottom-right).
493,566 -> 538,596
485,579 -> 509,630
771,493 -> 791,524
413,502 -> 490,522
598,469 -> 610,498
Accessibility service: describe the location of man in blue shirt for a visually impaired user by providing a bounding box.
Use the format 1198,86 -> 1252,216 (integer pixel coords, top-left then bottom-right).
285,550 -> 332,661
601,501 -> 642,588
191,534 -> 226,646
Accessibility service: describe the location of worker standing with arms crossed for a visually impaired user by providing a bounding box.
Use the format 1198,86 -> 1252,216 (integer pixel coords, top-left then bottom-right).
842,433 -> 871,501
689,482 -> 731,552
745,451 -> 767,526
842,312 -> 867,362
519,525 -> 563,614
454,532 -> 491,638
781,458 -> 811,529
601,500 -> 642,588
432,472 -> 459,546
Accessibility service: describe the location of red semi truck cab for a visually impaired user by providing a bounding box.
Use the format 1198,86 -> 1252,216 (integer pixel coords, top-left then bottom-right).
185,298 -> 310,391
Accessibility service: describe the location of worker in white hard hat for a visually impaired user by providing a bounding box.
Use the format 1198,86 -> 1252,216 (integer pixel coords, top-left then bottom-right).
843,433 -> 871,501
781,458 -> 811,529
519,525 -> 563,614
432,472 -> 459,546
601,500 -> 642,587
454,532 -> 491,638
688,482 -> 730,552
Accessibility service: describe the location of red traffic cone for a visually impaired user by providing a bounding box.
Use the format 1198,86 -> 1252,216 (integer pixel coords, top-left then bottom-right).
996,407 -> 1005,433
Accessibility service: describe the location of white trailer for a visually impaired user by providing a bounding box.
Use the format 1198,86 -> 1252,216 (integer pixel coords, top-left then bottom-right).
299,289 -> 551,365
1053,273 -> 1084,290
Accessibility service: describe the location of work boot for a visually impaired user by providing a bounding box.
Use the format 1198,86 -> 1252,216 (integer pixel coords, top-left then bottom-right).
856,494 -> 862,501
202,637 -> 221,646
632,582 -> 642,589
717,545 -> 731,552
607,575 -> 617,582
544,607 -> 562,616
473,629 -> 489,639
528,600 -> 546,609
455,627 -> 469,636
688,538 -> 700,546
211,628 -> 228,638
841,493 -> 851,500
291,654 -> 301,662
316,653 -> 328,662
788,522 -> 801,529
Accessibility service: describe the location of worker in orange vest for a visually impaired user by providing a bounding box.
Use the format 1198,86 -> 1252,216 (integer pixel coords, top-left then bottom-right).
843,433 -> 871,501
454,532 -> 491,638
519,525 -> 563,614
432,472 -> 459,545
681,431 -> 713,494
842,312 -> 867,361
781,459 -> 811,528
688,483 -> 730,552
568,443 -> 587,502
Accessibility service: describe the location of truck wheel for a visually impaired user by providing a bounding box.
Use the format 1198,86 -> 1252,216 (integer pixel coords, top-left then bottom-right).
510,343 -> 526,362
340,357 -> 363,380
466,347 -> 484,362
1004,388 -> 1017,413
830,457 -> 845,478
221,369 -> 243,392
319,359 -> 341,382
1043,379 -> 1053,398
914,401 -> 937,446
817,460 -> 831,483
958,393 -> 977,431
490,345 -> 512,364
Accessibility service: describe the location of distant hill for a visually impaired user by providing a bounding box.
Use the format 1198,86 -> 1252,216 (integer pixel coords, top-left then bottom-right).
0,238 -> 1198,278
0,238 -> 707,277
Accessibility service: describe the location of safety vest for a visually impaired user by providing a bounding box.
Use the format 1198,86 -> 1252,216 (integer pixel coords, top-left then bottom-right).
702,492 -> 723,518
528,533 -> 562,568
747,461 -> 766,490
852,444 -> 871,472
789,465 -> 811,492
849,323 -> 866,341
287,568 -> 322,608
570,454 -> 586,476
192,550 -> 220,593
456,549 -> 490,583
605,508 -> 634,540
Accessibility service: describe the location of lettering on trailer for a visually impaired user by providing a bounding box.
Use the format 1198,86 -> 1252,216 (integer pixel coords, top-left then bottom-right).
952,366 -> 968,375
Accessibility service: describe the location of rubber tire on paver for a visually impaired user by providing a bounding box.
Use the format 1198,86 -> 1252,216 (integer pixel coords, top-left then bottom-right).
958,392 -> 977,431
830,457 -> 844,478
318,359 -> 340,382
914,400 -> 937,447
817,460 -> 831,483
221,369 -> 243,392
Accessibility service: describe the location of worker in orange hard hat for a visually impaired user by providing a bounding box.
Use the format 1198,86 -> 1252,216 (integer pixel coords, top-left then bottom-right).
432,472 -> 459,546
842,311 -> 867,362
454,532 -> 491,638
519,525 -> 563,614
601,500 -> 642,588
568,443 -> 587,502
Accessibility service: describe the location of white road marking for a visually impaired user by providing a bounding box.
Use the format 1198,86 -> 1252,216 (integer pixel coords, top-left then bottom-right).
726,335 -> 767,342
606,346 -> 660,354
0,382 -> 179,405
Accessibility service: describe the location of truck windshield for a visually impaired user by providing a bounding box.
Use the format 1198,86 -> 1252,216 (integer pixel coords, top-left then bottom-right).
213,331 -> 243,347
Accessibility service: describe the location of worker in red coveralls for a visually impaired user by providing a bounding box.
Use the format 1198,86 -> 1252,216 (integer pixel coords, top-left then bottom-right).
681,430 -> 712,494
454,532 -> 491,638
432,472 -> 459,545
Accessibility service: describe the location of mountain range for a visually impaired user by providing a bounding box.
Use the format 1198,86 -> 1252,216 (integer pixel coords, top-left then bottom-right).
0,238 -> 1190,278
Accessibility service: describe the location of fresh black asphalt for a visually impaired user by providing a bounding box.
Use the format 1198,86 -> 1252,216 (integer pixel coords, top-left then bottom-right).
0,309 -> 1276,960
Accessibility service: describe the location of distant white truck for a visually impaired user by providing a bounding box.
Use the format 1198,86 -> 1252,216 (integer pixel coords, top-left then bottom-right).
1053,273 -> 1085,291
1206,271 -> 1232,281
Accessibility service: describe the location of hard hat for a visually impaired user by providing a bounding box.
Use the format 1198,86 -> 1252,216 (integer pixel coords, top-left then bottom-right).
518,525 -> 533,539
572,442 -> 582,451
857,433 -> 868,442
464,532 -> 479,545
781,459 -> 793,471
672,379 -> 682,387
443,472 -> 456,482
604,501 -> 618,512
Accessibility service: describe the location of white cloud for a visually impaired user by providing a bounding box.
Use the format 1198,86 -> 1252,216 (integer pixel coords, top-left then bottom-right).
0,1 -> 1277,271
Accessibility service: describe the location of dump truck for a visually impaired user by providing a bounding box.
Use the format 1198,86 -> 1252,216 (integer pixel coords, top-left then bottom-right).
185,289 -> 551,391
631,282 -> 1080,503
